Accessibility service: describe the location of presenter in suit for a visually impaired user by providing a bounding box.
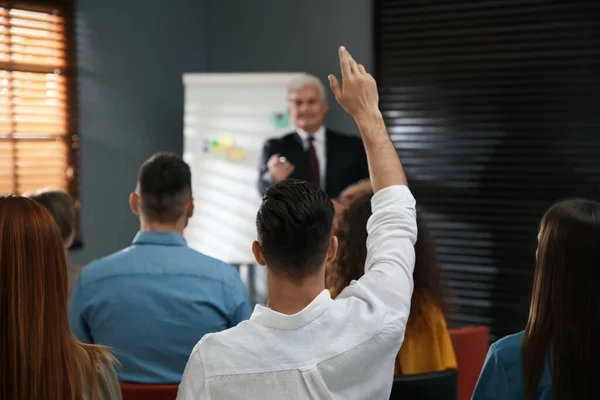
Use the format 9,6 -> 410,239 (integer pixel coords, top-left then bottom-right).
258,74 -> 369,199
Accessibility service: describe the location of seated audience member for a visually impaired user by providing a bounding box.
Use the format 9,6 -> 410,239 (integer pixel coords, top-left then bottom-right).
178,47 -> 416,399
26,188 -> 81,293
472,199 -> 600,399
0,196 -> 120,400
69,153 -> 251,384
331,178 -> 372,218
339,178 -> 373,206
327,187 -> 457,375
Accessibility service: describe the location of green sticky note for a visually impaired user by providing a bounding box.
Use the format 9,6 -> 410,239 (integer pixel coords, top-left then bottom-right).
270,112 -> 289,128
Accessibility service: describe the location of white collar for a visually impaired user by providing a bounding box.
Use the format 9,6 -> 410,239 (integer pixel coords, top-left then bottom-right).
250,289 -> 333,330
296,126 -> 326,143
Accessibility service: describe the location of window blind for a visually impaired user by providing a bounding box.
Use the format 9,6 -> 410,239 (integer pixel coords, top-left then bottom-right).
375,0 -> 600,341
0,3 -> 75,196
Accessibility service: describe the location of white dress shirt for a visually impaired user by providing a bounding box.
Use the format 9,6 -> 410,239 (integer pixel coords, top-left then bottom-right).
296,126 -> 326,190
177,186 -> 417,400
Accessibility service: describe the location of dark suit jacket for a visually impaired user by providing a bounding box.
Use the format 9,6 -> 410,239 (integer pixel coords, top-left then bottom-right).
258,129 -> 369,198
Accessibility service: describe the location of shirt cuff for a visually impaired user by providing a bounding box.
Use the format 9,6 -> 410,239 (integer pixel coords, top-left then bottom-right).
371,185 -> 415,210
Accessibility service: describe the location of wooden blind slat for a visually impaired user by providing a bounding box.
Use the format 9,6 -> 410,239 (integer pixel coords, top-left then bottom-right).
0,4 -> 70,196
8,8 -> 61,23
6,27 -> 64,41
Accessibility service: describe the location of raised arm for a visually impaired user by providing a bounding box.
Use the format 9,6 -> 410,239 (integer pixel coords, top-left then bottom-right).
329,47 -> 407,191
329,46 -> 416,318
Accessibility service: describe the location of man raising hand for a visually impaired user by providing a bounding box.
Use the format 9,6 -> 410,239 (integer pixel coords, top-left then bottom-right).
178,47 -> 416,400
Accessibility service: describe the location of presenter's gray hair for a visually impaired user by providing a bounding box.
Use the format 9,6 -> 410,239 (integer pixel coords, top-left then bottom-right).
287,74 -> 327,102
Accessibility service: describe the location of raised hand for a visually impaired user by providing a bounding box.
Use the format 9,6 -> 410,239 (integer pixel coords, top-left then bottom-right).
329,45 -> 407,191
328,46 -> 379,120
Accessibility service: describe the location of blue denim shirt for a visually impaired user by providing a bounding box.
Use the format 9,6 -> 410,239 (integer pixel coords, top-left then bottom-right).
472,331 -> 553,400
69,231 -> 251,384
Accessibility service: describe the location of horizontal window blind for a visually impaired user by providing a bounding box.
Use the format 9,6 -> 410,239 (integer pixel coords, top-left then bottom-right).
0,3 -> 74,195
375,0 -> 600,341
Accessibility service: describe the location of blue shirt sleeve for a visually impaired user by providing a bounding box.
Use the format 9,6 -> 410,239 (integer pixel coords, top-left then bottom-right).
229,274 -> 251,326
68,275 -> 93,343
472,343 -> 511,400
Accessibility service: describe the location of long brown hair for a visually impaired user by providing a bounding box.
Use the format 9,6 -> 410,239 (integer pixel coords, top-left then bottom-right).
327,192 -> 450,325
0,196 -> 114,400
521,199 -> 600,400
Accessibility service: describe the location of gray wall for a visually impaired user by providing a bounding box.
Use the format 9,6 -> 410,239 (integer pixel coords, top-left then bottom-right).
205,0 -> 373,134
71,0 -> 209,264
71,0 -> 372,264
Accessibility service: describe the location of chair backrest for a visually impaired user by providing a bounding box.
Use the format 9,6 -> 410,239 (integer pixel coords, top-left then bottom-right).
389,369 -> 458,400
120,382 -> 179,400
449,326 -> 490,400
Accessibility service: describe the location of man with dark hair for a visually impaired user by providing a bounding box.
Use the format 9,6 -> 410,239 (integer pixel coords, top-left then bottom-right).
256,180 -> 336,281
178,47 -> 417,399
69,153 -> 250,384
135,152 -> 193,224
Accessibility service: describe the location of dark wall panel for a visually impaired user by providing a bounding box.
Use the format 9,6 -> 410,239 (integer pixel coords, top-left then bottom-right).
375,0 -> 600,340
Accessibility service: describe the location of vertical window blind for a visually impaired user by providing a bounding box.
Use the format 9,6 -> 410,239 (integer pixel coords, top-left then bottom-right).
0,2 -> 77,198
375,0 -> 600,341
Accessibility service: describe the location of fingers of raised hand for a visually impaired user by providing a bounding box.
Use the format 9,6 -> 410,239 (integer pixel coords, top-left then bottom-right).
348,55 -> 359,74
339,46 -> 352,78
328,74 -> 341,101
339,46 -> 359,77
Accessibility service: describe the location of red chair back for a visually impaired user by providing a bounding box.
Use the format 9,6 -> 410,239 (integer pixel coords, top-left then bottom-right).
120,382 -> 179,400
449,326 -> 489,400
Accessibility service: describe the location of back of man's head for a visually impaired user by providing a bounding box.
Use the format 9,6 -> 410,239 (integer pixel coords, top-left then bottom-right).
27,188 -> 75,245
256,180 -> 335,281
137,152 -> 192,224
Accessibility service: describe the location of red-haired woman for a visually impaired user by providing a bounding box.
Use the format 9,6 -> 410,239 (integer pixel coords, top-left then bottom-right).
0,196 -> 121,399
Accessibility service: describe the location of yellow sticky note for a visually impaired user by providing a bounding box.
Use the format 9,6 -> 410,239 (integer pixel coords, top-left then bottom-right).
227,147 -> 246,162
219,136 -> 234,148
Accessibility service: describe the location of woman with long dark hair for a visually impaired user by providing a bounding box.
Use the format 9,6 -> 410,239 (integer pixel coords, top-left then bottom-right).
472,199 -> 600,399
327,187 -> 457,375
0,196 -> 121,400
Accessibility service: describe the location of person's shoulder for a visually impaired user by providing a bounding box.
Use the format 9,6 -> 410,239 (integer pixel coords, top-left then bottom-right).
77,247 -> 135,287
419,299 -> 449,330
200,321 -> 254,347
180,248 -> 243,284
194,321 -> 257,373
281,131 -> 299,139
493,331 -> 524,353
265,131 -> 297,145
490,331 -> 524,367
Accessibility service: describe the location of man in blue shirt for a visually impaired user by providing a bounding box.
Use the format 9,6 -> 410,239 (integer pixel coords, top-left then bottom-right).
69,152 -> 251,384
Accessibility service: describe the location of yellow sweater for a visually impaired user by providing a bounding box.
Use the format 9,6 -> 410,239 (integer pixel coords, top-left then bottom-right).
394,302 -> 457,375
